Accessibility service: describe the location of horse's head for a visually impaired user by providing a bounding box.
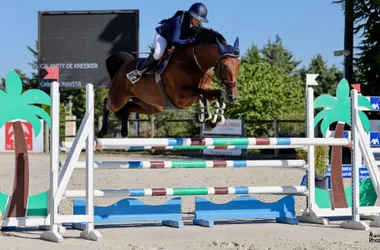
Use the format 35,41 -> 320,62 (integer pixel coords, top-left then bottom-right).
214,37 -> 240,102
192,28 -> 240,103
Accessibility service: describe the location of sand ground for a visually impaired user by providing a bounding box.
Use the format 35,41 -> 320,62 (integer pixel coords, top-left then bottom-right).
0,152 -> 380,250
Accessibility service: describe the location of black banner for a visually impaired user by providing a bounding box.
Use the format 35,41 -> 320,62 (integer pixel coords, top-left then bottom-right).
38,10 -> 139,89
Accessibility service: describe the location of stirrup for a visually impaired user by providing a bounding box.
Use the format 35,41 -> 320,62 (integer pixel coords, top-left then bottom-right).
126,70 -> 142,84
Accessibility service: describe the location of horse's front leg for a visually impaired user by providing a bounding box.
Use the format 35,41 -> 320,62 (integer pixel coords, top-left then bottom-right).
212,91 -> 226,125
194,94 -> 212,126
176,86 -> 214,126
198,89 -> 227,128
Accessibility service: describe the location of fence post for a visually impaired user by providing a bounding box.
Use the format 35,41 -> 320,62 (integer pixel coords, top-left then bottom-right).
135,113 -> 140,137
150,116 -> 156,154
150,115 -> 155,138
274,117 -> 279,157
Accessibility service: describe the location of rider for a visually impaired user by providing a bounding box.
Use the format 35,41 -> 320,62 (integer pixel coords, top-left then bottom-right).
127,2 -> 209,83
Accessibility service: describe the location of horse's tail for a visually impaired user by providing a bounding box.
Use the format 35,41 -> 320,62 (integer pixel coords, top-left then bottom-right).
106,52 -> 135,80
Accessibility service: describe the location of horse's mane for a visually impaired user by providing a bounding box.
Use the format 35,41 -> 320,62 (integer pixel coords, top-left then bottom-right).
195,27 -> 227,45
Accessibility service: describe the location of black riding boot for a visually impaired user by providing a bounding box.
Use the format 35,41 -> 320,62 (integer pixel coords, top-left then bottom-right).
127,54 -> 158,84
138,54 -> 157,71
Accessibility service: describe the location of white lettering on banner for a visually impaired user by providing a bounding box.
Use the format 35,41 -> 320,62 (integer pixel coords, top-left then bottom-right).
60,82 -> 83,88
40,63 -> 99,70
203,149 -> 242,156
203,119 -> 242,135
39,81 -> 83,88
373,104 -> 379,110
371,139 -> 380,145
360,169 -> 369,175
73,63 -> 99,69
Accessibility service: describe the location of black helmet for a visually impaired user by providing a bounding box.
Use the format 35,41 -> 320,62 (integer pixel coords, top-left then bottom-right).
188,2 -> 209,23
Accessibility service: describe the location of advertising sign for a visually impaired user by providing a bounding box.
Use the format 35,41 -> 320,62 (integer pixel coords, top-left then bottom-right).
38,10 -> 139,89
0,120 -> 44,153
202,119 -> 243,156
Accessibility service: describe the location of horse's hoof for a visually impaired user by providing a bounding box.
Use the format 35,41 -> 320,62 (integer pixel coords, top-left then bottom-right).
204,120 -> 217,130
194,116 -> 205,127
211,114 -> 218,124
206,111 -> 212,121
217,115 -> 225,125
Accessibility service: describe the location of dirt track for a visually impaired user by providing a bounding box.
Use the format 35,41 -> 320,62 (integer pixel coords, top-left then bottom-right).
0,152 -> 379,250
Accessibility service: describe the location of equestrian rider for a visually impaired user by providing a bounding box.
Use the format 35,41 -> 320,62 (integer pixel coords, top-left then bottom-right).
127,2 -> 209,83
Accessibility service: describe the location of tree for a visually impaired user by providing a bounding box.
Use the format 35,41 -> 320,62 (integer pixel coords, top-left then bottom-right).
1,69 -> 30,90
153,108 -> 199,137
300,54 -> 344,96
334,0 -> 380,95
261,34 -> 301,75
240,42 -> 261,65
224,61 -> 304,137
353,1 -> 380,94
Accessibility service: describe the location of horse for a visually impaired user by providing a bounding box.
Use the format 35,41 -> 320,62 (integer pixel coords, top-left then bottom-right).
97,27 -> 240,138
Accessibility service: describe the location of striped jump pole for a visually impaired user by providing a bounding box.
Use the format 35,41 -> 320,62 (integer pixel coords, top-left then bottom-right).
94,145 -> 307,151
65,185 -> 308,198
72,159 -> 307,169
96,137 -> 351,150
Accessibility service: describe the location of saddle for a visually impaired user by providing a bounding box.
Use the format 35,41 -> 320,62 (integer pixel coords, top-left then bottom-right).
136,47 -> 175,75
130,46 -> 181,111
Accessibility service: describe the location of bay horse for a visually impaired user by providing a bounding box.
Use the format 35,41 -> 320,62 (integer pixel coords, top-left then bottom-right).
97,27 -> 240,138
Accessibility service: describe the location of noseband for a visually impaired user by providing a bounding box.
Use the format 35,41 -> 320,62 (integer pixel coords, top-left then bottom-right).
192,46 -> 238,90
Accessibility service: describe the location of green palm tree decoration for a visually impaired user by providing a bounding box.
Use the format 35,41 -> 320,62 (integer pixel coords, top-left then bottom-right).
314,78 -> 372,208
0,70 -> 51,217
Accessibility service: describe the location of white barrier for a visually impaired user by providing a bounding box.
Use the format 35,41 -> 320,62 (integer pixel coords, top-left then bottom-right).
41,83 -> 101,242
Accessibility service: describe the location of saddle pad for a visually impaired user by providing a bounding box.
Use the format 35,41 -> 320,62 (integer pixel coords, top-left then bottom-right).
136,50 -> 174,75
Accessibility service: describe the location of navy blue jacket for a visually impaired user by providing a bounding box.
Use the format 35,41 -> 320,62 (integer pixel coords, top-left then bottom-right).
155,12 -> 198,47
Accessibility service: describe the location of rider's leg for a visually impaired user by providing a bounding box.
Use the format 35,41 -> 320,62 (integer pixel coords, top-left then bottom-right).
127,33 -> 168,83
138,32 -> 168,70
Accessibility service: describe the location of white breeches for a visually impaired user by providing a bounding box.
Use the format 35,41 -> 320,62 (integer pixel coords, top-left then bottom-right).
153,32 -> 168,60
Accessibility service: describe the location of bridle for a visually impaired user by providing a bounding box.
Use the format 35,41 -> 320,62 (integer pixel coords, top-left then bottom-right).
192,44 -> 238,90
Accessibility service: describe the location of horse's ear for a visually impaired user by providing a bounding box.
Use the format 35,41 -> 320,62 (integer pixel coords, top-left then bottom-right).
234,37 -> 239,50
216,38 -> 226,54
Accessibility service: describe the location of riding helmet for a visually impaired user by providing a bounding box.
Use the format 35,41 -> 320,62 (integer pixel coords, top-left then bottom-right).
188,2 -> 209,23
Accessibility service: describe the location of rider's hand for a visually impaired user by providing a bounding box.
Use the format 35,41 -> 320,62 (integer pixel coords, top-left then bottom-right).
189,37 -> 196,44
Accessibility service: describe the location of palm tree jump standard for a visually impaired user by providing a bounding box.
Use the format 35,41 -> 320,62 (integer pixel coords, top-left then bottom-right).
0,70 -> 52,218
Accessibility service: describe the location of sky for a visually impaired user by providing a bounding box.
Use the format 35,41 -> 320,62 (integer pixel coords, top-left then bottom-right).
0,0 -> 353,79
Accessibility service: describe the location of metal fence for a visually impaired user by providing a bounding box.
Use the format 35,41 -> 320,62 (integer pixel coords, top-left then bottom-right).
61,116 -> 305,139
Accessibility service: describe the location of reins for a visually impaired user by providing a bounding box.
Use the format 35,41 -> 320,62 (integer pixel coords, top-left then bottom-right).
192,45 -> 224,88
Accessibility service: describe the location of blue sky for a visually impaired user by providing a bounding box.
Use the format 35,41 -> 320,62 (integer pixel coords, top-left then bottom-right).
0,0 -> 351,79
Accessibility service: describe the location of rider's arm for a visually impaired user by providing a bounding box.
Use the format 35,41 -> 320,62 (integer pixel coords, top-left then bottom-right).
171,18 -> 194,47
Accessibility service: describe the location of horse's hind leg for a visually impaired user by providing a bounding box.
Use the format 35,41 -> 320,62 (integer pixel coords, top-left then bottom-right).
114,104 -> 130,138
97,98 -> 110,138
